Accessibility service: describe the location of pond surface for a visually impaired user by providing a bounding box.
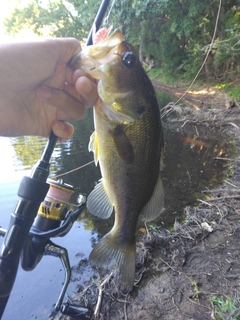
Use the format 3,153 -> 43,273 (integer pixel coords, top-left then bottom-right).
0,92 -> 236,319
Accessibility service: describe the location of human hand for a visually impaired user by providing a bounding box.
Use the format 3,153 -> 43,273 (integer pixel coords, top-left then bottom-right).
0,38 -> 98,141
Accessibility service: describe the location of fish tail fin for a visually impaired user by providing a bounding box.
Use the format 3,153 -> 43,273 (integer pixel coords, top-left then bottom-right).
90,232 -> 136,291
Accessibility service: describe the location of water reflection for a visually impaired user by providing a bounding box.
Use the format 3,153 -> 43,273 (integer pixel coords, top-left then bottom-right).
160,129 -> 234,227
10,136 -> 47,171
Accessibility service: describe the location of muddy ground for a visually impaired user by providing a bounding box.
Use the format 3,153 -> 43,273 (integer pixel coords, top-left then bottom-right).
53,83 -> 240,320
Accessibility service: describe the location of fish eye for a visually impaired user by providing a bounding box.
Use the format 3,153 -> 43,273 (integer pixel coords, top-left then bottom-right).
122,52 -> 136,68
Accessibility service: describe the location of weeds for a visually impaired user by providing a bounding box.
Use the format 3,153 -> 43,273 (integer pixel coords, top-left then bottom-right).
211,295 -> 240,320
215,83 -> 240,101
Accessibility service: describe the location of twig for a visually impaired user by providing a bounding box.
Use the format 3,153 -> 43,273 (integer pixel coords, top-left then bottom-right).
123,294 -> 129,320
228,122 -> 240,129
205,195 -> 240,201
202,188 -> 240,193
195,125 -> 199,137
134,267 -> 147,285
224,180 -> 238,188
158,257 -> 176,272
172,296 -> 181,313
214,157 -> 240,162
198,199 -> 213,207
68,283 -> 93,306
179,287 -> 212,311
94,273 -> 113,319
144,222 -> 153,240
198,199 -> 222,216
181,120 -> 191,128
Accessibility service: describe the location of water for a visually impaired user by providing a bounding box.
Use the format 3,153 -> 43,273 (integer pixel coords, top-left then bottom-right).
0,93 -> 236,319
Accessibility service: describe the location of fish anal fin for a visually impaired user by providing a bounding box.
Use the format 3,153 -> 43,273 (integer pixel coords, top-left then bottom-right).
90,232 -> 136,291
140,173 -> 164,222
87,180 -> 114,219
88,131 -> 99,166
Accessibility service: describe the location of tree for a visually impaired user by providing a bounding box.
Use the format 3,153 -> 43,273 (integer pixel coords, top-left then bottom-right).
4,0 -> 100,40
4,0 -> 240,80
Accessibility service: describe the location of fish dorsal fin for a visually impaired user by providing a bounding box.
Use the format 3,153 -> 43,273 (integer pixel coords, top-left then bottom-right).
140,173 -> 164,222
88,131 -> 99,166
87,179 -> 114,219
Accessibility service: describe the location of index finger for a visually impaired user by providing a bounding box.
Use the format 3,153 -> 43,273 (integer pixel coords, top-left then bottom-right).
37,86 -> 86,120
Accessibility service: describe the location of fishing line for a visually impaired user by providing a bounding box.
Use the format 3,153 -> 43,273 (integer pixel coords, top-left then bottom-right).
103,0 -> 116,26
53,160 -> 95,179
161,0 -> 222,118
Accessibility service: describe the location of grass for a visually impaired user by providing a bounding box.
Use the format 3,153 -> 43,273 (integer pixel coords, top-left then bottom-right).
228,86 -> 240,100
211,295 -> 240,320
148,68 -> 172,82
147,67 -> 182,86
147,64 -> 240,101
147,66 -> 240,104
215,83 -> 240,101
148,67 -> 215,90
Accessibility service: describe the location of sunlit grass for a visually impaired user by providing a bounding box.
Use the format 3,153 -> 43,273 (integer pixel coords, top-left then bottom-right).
215,83 -> 228,89
215,83 -> 240,100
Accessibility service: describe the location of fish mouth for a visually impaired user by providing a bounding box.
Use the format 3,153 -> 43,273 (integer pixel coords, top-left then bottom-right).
70,29 -> 123,79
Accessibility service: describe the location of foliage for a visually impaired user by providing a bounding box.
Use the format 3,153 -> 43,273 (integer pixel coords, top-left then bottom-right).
212,6 -> 240,81
228,86 -> 240,100
4,0 -> 99,40
215,82 -> 240,100
4,0 -> 240,83
211,295 -> 240,320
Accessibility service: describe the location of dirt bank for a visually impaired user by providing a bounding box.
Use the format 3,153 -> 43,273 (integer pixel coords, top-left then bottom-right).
53,83 -> 240,320
152,81 -> 239,111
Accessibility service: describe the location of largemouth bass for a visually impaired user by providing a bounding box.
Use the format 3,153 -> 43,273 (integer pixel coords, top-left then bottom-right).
71,30 -> 164,291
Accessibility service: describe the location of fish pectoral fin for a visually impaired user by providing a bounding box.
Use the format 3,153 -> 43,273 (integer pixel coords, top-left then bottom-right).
109,125 -> 135,164
101,100 -> 137,124
88,131 -> 99,166
140,173 -> 164,222
90,231 -> 136,291
87,179 -> 114,219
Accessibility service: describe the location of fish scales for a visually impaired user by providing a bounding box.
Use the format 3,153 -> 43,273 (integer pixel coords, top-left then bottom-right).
70,29 -> 164,290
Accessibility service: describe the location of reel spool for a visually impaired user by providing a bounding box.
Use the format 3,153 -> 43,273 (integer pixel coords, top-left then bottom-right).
33,179 -> 75,233
38,179 -> 75,221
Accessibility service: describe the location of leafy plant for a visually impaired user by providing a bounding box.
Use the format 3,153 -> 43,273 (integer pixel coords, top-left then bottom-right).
215,83 -> 240,101
211,295 -> 240,320
228,87 -> 240,100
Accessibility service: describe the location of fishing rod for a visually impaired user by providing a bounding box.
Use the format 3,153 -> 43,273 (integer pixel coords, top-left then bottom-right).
46,0 -> 111,150
0,0 -> 111,318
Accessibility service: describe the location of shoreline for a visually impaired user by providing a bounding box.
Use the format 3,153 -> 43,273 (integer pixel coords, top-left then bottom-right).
52,82 -> 240,320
